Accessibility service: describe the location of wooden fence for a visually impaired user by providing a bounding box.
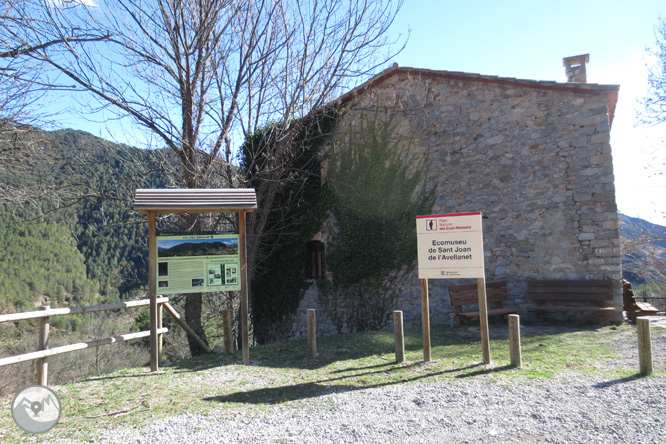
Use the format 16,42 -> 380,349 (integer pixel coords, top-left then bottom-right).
0,297 -> 169,386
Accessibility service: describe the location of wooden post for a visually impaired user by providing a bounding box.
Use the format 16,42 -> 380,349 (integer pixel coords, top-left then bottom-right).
307,309 -> 317,357
508,314 -> 521,368
157,302 -> 164,362
148,211 -> 159,372
477,277 -> 491,364
239,211 -> 250,364
637,317 -> 653,376
37,306 -> 50,385
222,309 -> 233,353
420,279 -> 431,362
394,310 -> 405,363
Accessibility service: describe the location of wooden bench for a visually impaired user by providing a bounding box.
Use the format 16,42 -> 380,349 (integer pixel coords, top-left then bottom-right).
449,281 -> 520,326
622,279 -> 659,324
527,279 -> 617,326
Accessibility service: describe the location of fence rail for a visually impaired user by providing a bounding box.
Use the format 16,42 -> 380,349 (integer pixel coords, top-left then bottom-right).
0,297 -> 169,385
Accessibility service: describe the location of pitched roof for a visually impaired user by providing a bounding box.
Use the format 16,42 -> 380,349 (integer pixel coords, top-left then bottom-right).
336,64 -> 620,127
134,188 -> 257,213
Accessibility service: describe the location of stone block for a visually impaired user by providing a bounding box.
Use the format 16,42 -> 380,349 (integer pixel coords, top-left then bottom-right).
590,132 -> 611,144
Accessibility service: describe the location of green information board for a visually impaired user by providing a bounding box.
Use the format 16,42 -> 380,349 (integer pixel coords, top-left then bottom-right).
155,232 -> 241,294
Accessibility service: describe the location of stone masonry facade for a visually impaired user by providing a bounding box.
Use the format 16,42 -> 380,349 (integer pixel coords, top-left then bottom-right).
291,61 -> 622,337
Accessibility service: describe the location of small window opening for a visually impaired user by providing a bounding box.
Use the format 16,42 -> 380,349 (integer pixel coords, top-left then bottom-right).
306,240 -> 324,279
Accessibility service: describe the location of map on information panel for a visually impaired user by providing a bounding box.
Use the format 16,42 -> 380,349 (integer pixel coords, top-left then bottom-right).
156,232 -> 241,294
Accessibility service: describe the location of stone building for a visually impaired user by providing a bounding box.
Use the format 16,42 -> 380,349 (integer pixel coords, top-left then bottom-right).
293,55 -> 622,335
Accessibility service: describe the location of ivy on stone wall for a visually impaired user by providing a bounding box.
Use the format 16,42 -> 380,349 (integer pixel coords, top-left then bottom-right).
241,110 -> 339,344
322,110 -> 435,331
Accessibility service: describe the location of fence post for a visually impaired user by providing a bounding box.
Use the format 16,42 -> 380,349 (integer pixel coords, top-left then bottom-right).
508,314 -> 521,368
37,306 -> 50,386
222,309 -> 233,353
637,317 -> 653,376
394,310 -> 405,363
307,309 -> 317,357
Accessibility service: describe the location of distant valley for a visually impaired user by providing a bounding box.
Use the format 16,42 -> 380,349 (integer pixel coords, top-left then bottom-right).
619,213 -> 666,286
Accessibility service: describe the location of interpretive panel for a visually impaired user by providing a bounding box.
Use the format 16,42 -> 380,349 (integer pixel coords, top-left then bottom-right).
155,232 -> 241,294
416,212 -> 485,279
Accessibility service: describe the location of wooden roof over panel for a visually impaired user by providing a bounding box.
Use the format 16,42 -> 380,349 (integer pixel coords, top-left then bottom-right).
134,188 -> 257,214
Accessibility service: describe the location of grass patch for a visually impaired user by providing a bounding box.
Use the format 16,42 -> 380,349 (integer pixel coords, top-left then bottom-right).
0,321 -> 661,442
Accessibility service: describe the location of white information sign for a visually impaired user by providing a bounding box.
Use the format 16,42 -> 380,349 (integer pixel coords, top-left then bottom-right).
416,212 -> 485,279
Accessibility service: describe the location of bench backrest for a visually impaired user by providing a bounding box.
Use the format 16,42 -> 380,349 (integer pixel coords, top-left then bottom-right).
527,280 -> 613,306
449,281 -> 508,308
621,279 -> 636,311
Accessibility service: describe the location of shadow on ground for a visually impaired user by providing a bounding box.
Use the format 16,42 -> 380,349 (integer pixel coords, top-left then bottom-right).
202,361 -> 513,405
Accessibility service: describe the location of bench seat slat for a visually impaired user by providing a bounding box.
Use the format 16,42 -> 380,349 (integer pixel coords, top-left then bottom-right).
635,302 -> 659,314
450,282 -> 506,292
460,307 -> 521,318
528,293 -> 613,301
453,295 -> 508,305
528,306 -> 615,312
528,280 -> 613,288
451,288 -> 507,299
528,288 -> 613,296
449,281 -> 516,325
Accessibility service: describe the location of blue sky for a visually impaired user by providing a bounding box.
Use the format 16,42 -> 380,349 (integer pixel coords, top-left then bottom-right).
390,0 -> 666,224
54,0 -> 666,224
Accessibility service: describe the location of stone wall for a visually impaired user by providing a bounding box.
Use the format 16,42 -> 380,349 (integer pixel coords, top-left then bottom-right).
291,68 -> 622,337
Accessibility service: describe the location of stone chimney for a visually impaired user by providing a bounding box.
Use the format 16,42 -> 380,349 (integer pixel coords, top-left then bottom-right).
563,54 -> 589,83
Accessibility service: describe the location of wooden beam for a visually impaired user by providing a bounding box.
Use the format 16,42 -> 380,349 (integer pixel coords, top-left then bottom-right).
307,309 -> 317,357
163,303 -> 212,354
509,314 -> 521,368
0,298 -> 168,323
37,306 -> 50,385
477,277 -> 491,364
0,329 -> 167,367
148,211 -> 159,372
222,309 -> 233,353
637,317 -> 653,376
421,278 -> 431,362
239,210 -> 250,364
394,310 -> 405,364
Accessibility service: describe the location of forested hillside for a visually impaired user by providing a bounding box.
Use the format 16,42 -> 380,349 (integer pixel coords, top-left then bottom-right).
0,215 -> 94,313
0,128 -> 169,314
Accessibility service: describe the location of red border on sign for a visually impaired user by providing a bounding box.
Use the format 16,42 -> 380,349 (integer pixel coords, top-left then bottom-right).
416,212 -> 481,219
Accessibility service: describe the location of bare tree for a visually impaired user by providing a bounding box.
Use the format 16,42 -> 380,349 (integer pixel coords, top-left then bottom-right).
3,0 -> 405,353
641,17 -> 666,126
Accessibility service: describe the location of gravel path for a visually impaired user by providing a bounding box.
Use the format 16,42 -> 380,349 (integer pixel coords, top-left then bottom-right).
54,322 -> 666,444
58,374 -> 666,444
